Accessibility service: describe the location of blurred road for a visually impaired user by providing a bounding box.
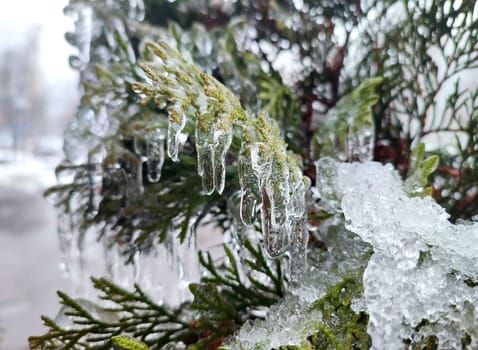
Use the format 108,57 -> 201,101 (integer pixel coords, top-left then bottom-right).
0,180 -> 68,349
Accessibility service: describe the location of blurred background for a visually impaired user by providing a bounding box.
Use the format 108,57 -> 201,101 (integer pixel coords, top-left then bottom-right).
0,0 -> 78,348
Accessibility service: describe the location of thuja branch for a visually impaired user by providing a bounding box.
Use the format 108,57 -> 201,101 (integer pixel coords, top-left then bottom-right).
133,40 -> 309,257
29,238 -> 285,349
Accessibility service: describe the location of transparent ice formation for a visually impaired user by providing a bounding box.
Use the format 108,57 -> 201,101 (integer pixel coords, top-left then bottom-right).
133,129 -> 166,182
195,120 -> 233,195
287,168 -> 310,281
326,160 -> 478,348
314,79 -> 380,163
236,142 -> 311,260
167,111 -> 188,162
133,223 -> 200,307
134,41 -> 310,260
231,155 -> 478,349
226,223 -> 371,350
57,0 -> 209,309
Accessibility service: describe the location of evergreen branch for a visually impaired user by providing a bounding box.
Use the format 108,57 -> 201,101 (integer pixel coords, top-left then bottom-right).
29,237 -> 285,349
199,238 -> 284,310
29,278 -> 191,350
132,39 -> 305,192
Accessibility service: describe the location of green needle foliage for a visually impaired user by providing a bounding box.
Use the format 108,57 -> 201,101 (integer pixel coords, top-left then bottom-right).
29,238 -> 285,349
31,0 -> 478,349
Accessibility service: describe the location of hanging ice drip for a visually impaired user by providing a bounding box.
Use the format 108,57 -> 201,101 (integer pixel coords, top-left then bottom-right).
238,144 -> 263,225
287,166 -> 311,281
237,141 -> 297,258
195,117 -> 234,195
314,79 -> 381,211
132,220 -> 200,307
262,150 -> 292,257
167,110 -> 188,162
133,41 -> 312,275
85,146 -> 106,217
227,191 -> 277,287
133,127 -> 166,183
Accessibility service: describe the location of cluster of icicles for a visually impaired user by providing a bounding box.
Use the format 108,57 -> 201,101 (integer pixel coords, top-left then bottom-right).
59,0 -> 309,305
134,41 -> 310,259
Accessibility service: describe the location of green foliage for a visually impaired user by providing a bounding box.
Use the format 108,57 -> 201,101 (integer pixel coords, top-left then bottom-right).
429,82 -> 478,220
112,336 -> 149,350
405,143 -> 439,198
29,237 -> 284,349
307,275 -> 370,350
360,0 -> 478,219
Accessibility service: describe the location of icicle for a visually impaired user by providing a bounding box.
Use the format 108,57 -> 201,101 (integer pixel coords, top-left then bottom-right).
167,110 -> 187,162
54,171 -> 77,279
288,172 -> 311,281
103,231 -> 135,291
195,121 -> 215,194
347,123 -> 375,162
56,211 -> 74,277
118,151 -> 144,198
86,162 -> 102,216
64,4 -> 93,71
213,124 -> 233,194
86,146 -> 106,216
131,219 -> 199,307
315,156 -> 341,211
132,128 -> 165,183
177,227 -> 200,303
195,116 -> 233,195
237,143 -> 271,225
241,142 -> 292,256
145,129 -> 165,182
228,191 -> 272,285
288,218 -> 308,282
102,167 -> 128,200
262,155 -> 291,257
238,149 -> 259,225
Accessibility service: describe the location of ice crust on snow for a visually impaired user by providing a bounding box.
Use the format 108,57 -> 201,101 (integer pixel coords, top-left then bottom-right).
327,159 -> 478,348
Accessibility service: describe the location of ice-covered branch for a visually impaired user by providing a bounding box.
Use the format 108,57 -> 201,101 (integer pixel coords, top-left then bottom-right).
132,41 -> 309,257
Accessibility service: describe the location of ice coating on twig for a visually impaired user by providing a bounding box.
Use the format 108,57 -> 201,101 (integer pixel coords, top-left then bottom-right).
263,155 -> 291,257
195,118 -> 233,194
167,111 -> 187,162
314,78 -> 381,162
134,41 -> 244,194
238,145 -> 261,225
327,161 -> 478,349
238,141 -> 294,257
